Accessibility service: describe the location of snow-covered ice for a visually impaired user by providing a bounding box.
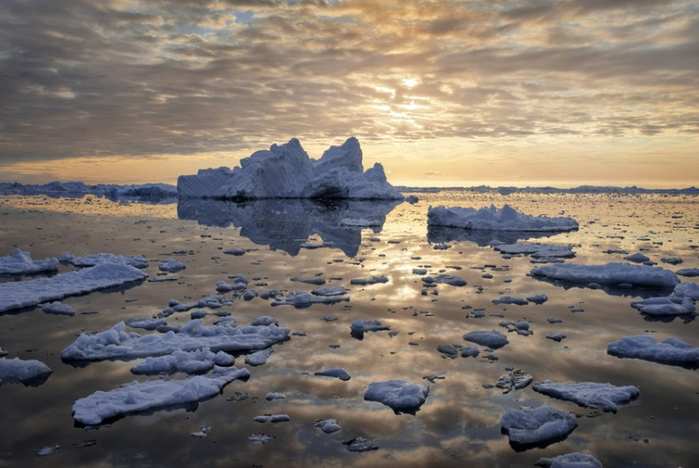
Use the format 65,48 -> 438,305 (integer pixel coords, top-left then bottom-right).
533,380 -> 639,412
535,453 -> 603,468
607,335 -> 699,369
350,275 -> 388,285
72,366 -> 250,426
676,268 -> 699,277
0,263 -> 148,313
245,348 -> 273,367
501,405 -> 577,450
312,286 -> 348,297
159,259 -> 186,273
630,296 -> 695,316
177,137 -> 403,200
271,291 -> 349,308
463,330 -> 509,349
427,204 -> 578,232
530,262 -> 679,288
495,369 -> 533,393
131,348 -> 234,375
364,380 -> 429,414
673,282 -> 699,301
61,252 -> 148,269
493,295 -> 528,306
61,318 -> 289,362
422,274 -> 467,287
314,368 -> 351,381
0,357 -> 53,386
0,249 -> 58,276
40,301 -> 75,316
494,242 -> 575,258
625,253 -> 650,263
315,419 -> 341,433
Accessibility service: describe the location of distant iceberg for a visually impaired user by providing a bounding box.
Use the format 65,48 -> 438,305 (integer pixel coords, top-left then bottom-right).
177,137 -> 403,200
427,204 -> 578,232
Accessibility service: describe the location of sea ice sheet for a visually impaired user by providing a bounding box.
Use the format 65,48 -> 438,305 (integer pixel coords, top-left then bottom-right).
533,380 -> 639,412
530,262 -> 680,288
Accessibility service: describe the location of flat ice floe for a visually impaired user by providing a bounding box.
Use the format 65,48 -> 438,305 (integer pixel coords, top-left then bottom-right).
60,252 -> 148,269
364,380 -> 429,414
535,452 -> 602,468
61,318 -> 289,362
530,262 -> 679,288
40,301 -> 76,316
673,282 -> 699,301
0,263 -> 148,313
314,368 -> 351,381
676,268 -> 699,277
0,357 -> 53,386
158,259 -> 186,273
0,249 -> 58,276
314,418 -> 341,433
493,242 -> 576,258
533,380 -> 639,412
72,366 -> 250,426
421,274 -> 467,287
271,291 -> 349,308
607,335 -> 699,369
131,348 -> 235,375
493,295 -> 528,306
501,404 -> 577,451
463,330 -> 509,349
427,204 -> 578,232
630,296 -> 695,316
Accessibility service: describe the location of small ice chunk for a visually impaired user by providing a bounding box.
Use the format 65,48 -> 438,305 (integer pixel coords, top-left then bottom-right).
350,320 -> 390,339
314,368 -> 351,381
463,330 -> 509,349
460,346 -> 480,358
607,335 -> 699,369
546,333 -> 567,342
535,452 -> 603,468
527,294 -> 548,304
343,437 -> 378,452
495,369 -> 533,393
72,366 -> 250,426
254,414 -> 290,423
223,247 -> 246,256
312,286 -> 348,296
364,380 -> 429,414
248,433 -> 274,444
291,277 -> 326,285
676,268 -> 699,277
315,418 -> 341,433
0,248 -> 58,276
272,291 -> 349,308
159,259 -> 186,273
501,404 -> 577,450
424,274 -> 467,287
245,348 -> 273,367
350,275 -> 388,285
0,357 -> 53,386
624,253 -> 650,263
35,445 -> 60,457
661,257 -> 682,265
493,296 -> 528,306
437,345 -> 458,358
405,195 -> 419,204
190,425 -> 211,438
126,317 -> 167,330
265,392 -> 286,401
533,380 -> 639,412
547,317 -> 562,324
630,296 -> 695,316
131,348 -> 234,375
40,301 -> 75,316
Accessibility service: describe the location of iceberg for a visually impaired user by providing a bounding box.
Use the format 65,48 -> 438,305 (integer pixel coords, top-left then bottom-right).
364,380 -> 429,414
61,318 -> 289,362
530,262 -> 679,289
501,405 -> 577,451
0,249 -> 58,276
427,205 -> 578,232
607,335 -> 699,369
72,366 -> 250,426
0,263 -> 148,313
177,137 -> 403,200
533,380 -> 639,412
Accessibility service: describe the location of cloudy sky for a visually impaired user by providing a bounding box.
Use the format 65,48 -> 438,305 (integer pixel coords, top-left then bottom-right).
1,0 -> 697,187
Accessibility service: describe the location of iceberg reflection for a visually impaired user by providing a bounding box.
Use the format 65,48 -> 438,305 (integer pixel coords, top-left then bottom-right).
177,198 -> 401,256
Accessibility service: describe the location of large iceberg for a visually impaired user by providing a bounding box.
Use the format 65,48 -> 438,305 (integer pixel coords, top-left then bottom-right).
427,204 -> 578,232
177,137 -> 403,200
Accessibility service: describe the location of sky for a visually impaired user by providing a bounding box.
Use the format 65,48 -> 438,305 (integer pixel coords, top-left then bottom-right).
0,0 -> 697,188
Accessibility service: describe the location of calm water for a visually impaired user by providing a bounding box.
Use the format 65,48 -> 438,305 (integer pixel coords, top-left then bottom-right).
0,191 -> 697,467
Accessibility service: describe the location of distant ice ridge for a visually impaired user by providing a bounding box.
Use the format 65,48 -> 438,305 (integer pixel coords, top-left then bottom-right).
0,249 -> 58,276
0,181 -> 177,200
177,137 -> 404,200
0,263 -> 148,313
427,205 -> 578,232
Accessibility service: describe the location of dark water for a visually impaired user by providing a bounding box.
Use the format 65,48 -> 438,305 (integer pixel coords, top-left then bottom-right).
0,192 -> 697,467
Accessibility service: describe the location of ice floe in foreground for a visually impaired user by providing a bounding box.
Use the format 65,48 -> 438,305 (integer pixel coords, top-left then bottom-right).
0,249 -> 58,276
463,330 -> 509,349
364,380 -> 429,414
501,405 -> 577,451
535,452 -> 602,468
72,366 -> 250,426
427,204 -> 578,232
530,262 -> 679,289
607,335 -> 699,369
177,137 -> 403,200
0,263 -> 148,313
0,357 -> 53,386
533,381 -> 639,412
61,318 -> 289,362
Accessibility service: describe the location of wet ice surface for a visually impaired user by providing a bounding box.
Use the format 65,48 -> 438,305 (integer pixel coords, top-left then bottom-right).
0,191 -> 698,466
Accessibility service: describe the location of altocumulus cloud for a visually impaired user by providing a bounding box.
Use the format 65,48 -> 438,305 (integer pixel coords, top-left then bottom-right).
0,0 -> 697,162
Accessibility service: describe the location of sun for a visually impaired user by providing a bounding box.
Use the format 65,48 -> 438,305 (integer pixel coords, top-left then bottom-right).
402,78 -> 419,89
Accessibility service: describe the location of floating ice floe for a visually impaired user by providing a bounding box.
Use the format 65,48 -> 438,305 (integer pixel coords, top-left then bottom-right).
61,252 -> 148,269
40,301 -> 75,316
607,335 -> 699,369
676,268 -> 699,277
527,294 -> 548,304
254,414 -> 290,423
364,380 -> 429,414
350,320 -> 390,340
131,348 -> 234,375
533,380 -> 639,412
535,452 -> 603,468
314,368 -> 351,381
0,249 -> 58,276
265,392 -> 285,401
530,262 -> 679,289
35,445 -> 60,457
673,282 -> 699,301
493,242 -> 576,259
0,357 -> 53,386
422,274 -> 467,287
493,296 -> 528,306
624,252 -> 650,263
72,366 -> 250,426
350,275 -> 388,286
312,286 -> 348,297
315,419 -> 341,433
177,137 -> 403,200
427,204 -> 578,232
495,369 -> 533,394
461,346 -> 480,358
343,437 -> 379,452
223,247 -> 246,256
661,257 -> 683,265
271,291 -> 349,308
463,330 -> 509,349
159,259 -> 186,273
61,318 -> 289,362
291,277 -> 326,285
630,296 -> 695,316
245,348 -> 273,366
501,405 -> 577,451
546,333 -> 567,342
0,263 -> 148,313
126,317 -> 167,330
